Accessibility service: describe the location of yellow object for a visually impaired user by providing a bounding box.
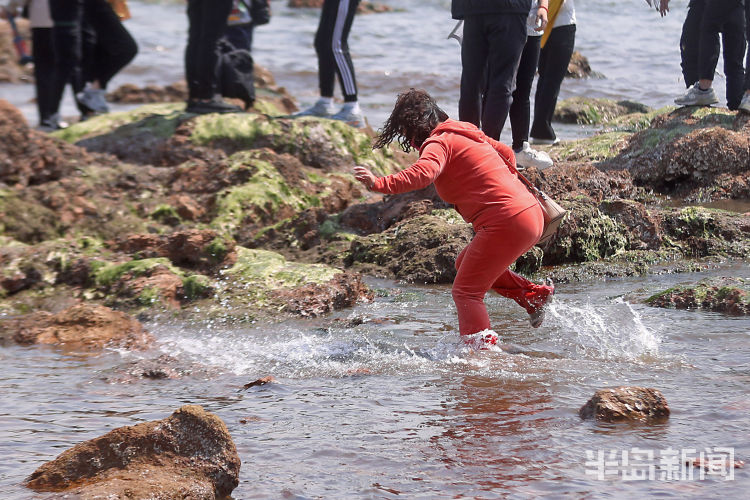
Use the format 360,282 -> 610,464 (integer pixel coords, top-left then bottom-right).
540,0 -> 563,48
108,0 -> 131,21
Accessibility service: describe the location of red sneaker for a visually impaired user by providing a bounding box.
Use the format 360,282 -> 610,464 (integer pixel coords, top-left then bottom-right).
529,278 -> 555,328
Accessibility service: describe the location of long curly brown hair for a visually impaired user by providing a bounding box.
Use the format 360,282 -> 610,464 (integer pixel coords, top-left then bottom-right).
372,88 -> 449,152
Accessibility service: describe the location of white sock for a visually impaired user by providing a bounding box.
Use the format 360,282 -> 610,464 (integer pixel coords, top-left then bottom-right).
341,101 -> 361,114
317,97 -> 334,107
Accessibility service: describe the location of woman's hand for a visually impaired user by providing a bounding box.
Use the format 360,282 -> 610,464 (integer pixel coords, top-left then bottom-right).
353,165 -> 377,190
534,3 -> 549,32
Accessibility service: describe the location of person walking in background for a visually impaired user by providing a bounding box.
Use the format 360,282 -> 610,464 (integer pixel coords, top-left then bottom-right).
296,0 -> 366,128
353,89 -> 555,347
452,0 -> 543,141
509,0 -> 553,169
529,0 -> 575,145
76,0 -> 138,117
3,0 -> 66,130
740,0 -> 750,112
184,0 -> 241,114
674,0 -> 745,110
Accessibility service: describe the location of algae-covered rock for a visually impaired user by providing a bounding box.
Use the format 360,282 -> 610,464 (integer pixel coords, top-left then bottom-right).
601,107 -> 750,199
346,212 -> 473,284
659,206 -> 750,259
214,246 -> 371,318
539,199 -> 629,265
646,276 -> 750,315
554,97 -> 651,125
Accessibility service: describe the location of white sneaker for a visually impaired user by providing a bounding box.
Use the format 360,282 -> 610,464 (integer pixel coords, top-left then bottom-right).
295,99 -> 335,117
515,141 -> 553,170
674,83 -> 718,106
739,93 -> 750,113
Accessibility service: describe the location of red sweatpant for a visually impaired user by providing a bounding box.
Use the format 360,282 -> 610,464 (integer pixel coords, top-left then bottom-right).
453,204 -> 552,335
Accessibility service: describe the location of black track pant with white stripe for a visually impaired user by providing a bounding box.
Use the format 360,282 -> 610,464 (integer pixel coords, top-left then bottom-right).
314,0 -> 360,102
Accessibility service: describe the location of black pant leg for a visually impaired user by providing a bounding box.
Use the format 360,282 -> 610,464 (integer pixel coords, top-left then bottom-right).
721,3 -> 745,109
49,0 -> 84,107
32,28 -> 58,122
314,0 -> 360,101
185,0 -> 233,100
681,0 -> 705,87
510,35 -> 541,150
458,15 -> 490,129
83,0 -> 138,89
530,23 -> 575,142
482,12 -> 527,140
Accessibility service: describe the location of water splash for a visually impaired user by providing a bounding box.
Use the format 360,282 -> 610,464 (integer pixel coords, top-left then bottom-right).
150,322 -> 524,380
546,296 -> 661,361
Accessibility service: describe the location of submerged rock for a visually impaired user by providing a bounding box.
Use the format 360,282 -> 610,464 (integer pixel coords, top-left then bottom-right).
25,405 -> 241,499
0,302 -> 153,351
579,387 -> 670,423
646,276 -> 750,315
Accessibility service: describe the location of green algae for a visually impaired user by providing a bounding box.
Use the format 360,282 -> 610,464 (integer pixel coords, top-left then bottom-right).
556,131 -> 630,162
51,103 -> 185,144
223,247 -> 341,290
211,151 -> 323,234
91,257 -> 179,287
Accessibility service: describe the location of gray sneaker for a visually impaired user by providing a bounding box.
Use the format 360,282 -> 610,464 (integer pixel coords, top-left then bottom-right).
674,83 -> 718,106
295,100 -> 335,117
739,93 -> 750,114
330,107 -> 367,128
76,85 -> 109,113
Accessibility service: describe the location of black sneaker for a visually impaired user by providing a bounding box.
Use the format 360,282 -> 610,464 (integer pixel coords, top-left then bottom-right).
186,97 -> 242,114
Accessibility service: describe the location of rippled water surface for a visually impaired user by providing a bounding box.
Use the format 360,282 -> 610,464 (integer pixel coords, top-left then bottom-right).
2,264 -> 749,498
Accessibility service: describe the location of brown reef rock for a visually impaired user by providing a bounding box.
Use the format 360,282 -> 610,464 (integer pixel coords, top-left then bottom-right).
579,386 -> 670,423
0,302 -> 153,351
25,405 -> 241,499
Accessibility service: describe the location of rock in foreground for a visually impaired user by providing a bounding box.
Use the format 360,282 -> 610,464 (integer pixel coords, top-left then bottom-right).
0,303 -> 153,351
579,386 -> 670,423
25,405 -> 241,499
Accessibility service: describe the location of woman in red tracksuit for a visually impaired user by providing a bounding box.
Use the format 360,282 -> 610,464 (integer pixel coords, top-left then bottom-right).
354,89 -> 554,345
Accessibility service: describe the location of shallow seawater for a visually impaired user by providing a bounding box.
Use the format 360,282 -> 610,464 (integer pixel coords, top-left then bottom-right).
1,0 -> 748,497
1,263 -> 749,498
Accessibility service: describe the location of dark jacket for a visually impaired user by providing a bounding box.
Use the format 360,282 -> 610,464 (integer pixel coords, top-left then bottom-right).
451,0 -> 532,19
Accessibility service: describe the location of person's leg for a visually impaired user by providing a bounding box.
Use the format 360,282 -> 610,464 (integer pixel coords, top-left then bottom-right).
458,15 -> 489,129
185,0 -> 233,101
329,0 -> 359,102
720,1 -> 745,110
482,12 -> 527,140
84,0 -> 138,89
510,35 -> 541,150
530,24 -> 576,143
698,1 -> 726,88
680,0 -> 705,88
452,206 -> 544,336
32,27 -> 58,124
49,0 -> 85,108
314,0 -> 341,99
741,0 -> 750,111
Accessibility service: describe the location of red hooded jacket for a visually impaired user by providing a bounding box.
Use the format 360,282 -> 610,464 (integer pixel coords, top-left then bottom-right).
372,119 -> 539,228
